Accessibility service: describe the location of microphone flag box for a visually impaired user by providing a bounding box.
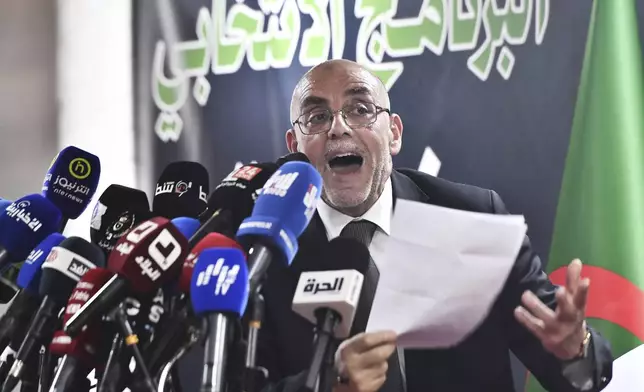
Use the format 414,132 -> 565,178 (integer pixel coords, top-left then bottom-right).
292,270 -> 363,338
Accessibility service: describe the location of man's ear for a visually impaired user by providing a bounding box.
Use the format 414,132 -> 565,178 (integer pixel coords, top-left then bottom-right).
285,129 -> 299,153
389,114 -> 403,156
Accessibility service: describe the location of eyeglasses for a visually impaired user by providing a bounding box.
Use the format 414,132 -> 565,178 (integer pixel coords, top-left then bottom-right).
293,102 -> 391,135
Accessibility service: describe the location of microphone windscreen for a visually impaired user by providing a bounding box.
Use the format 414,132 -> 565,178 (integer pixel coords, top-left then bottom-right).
62,267 -> 114,324
90,184 -> 150,245
321,237 -> 371,274
179,233 -> 245,294
171,217 -> 200,239
51,267 -> 113,362
0,199 -> 11,213
17,233 -> 66,294
39,237 -> 105,304
236,161 -> 322,266
0,194 -> 62,265
153,161 -> 209,219
108,217 -> 189,293
93,209 -> 153,257
205,163 -> 279,229
42,146 -> 101,219
190,248 -> 249,317
276,152 -> 310,166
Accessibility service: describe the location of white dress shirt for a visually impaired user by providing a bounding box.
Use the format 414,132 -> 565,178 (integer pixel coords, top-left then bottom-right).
316,178 -> 393,271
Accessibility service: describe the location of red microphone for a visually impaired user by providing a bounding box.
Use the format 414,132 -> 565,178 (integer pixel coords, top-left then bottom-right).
178,233 -> 246,294
64,217 -> 189,336
49,268 -> 114,392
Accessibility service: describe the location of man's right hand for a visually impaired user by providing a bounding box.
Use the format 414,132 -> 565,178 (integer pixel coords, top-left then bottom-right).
334,331 -> 398,392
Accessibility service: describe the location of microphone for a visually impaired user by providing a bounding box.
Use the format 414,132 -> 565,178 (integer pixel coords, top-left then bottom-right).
190,247 -> 250,392
90,184 -> 151,256
191,163 -> 278,244
0,200 -> 10,213
2,237 -> 105,392
48,267 -> 114,392
172,217 -> 201,240
0,234 -> 66,384
41,145 -> 101,221
0,194 -> 63,270
153,161 -> 210,219
292,238 -> 371,392
140,232 -> 247,382
275,152 -> 310,166
64,217 -> 189,336
236,161 -> 322,294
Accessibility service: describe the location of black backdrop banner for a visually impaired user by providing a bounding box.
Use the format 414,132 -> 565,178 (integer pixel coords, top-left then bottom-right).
132,1 -> 644,390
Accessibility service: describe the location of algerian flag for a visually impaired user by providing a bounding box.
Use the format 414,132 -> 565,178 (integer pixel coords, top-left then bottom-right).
526,0 -> 644,390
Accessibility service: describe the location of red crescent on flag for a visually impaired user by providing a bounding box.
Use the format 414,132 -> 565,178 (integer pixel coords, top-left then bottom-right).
549,265 -> 644,341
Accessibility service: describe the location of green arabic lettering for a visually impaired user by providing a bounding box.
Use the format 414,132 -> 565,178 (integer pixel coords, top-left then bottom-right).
299,0 -> 332,66
264,0 -> 301,68
467,0 -> 533,81
212,0 -> 250,75
233,0 -> 300,70
448,0 -> 483,51
152,41 -> 189,142
355,0 -> 403,91
535,0 -> 549,45
329,0 -> 346,59
381,0 -> 447,57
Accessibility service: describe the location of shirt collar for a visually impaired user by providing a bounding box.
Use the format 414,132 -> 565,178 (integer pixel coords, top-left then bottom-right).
317,177 -> 393,240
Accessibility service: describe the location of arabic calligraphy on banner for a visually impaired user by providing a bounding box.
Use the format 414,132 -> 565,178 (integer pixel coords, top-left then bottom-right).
152,0 -> 551,142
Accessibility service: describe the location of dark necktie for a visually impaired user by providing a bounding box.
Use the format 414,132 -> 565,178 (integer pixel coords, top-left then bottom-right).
339,220 -> 405,392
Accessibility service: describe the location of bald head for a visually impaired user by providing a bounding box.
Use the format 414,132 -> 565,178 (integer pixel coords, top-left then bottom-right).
290,59 -> 390,123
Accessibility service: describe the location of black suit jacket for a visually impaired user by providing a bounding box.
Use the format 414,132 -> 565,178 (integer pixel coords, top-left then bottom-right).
255,169 -> 613,392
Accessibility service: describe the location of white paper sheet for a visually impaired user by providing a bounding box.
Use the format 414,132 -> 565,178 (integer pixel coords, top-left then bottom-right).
366,199 -> 527,348
603,344 -> 644,392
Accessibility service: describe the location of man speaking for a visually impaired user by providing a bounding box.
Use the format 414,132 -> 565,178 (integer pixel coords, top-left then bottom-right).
256,59 -> 613,392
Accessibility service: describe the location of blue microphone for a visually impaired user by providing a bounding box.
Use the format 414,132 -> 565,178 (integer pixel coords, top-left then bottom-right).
190,248 -> 249,392
171,217 -> 201,239
41,146 -> 101,221
0,200 -> 11,213
0,194 -> 62,270
0,233 -> 66,378
236,161 -> 322,294
17,233 -> 66,295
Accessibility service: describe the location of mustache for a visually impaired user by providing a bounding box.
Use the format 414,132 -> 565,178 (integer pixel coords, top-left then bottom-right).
324,141 -> 366,157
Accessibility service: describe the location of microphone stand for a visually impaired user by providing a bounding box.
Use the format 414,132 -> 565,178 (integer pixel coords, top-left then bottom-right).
97,334 -> 122,392
19,352 -> 39,392
38,345 -> 55,392
242,290 -> 268,392
110,306 -> 157,392
302,310 -> 341,392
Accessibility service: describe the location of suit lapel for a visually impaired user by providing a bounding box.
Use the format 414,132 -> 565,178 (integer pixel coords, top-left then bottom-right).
391,170 -> 431,206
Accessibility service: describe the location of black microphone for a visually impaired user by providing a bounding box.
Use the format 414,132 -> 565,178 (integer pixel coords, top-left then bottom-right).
275,152 -> 310,166
153,161 -> 209,219
90,184 -> 151,257
2,237 -> 105,392
191,163 -> 278,244
292,238 -> 371,392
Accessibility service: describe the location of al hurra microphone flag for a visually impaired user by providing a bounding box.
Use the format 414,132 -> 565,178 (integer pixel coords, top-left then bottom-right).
526,0 -> 644,390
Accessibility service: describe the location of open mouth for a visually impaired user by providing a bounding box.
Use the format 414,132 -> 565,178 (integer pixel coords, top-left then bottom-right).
328,153 -> 364,172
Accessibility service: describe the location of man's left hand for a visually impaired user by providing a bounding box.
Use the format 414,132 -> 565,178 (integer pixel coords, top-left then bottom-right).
514,259 -> 589,360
